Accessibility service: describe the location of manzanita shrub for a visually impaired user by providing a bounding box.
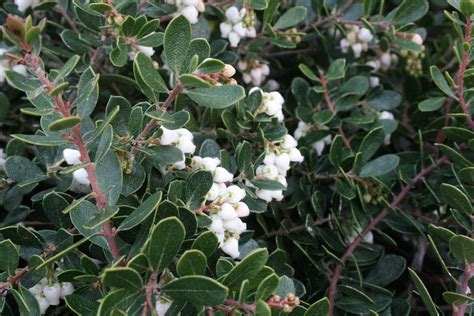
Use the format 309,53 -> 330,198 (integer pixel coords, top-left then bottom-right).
0,0 -> 474,315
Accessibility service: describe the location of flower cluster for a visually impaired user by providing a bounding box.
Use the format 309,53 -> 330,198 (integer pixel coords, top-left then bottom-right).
251,134 -> 304,202
62,149 -> 90,194
159,126 -> 196,169
340,25 -> 374,58
14,0 -> 39,12
294,122 -> 332,156
238,59 -> 270,86
252,88 -> 285,121
366,51 -> 398,86
165,0 -> 205,24
28,277 -> 74,314
220,6 -> 257,47
191,156 -> 249,258
0,48 -> 27,84
401,33 -> 425,77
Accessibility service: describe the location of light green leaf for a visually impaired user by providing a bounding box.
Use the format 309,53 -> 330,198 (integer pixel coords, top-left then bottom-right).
164,15 -> 192,74
163,275 -> 228,305
274,6 -> 307,29
102,267 -> 143,290
359,154 -> 400,178
187,85 -> 245,109
118,191 -> 162,231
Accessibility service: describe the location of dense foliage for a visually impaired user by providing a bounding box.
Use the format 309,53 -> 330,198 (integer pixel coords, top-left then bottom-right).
0,0 -> 473,315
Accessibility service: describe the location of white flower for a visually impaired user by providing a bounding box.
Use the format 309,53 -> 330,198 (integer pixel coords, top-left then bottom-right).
176,137 -> 196,154
246,26 -> 257,38
15,0 -> 34,12
352,43 -> 363,58
380,52 -> 391,69
160,127 -> 180,145
225,6 -> 241,23
223,64 -> 236,77
183,0 -> 198,5
366,60 -> 381,71
43,283 -> 61,305
235,202 -> 250,217
220,22 -> 233,37
181,5 -> 199,24
73,168 -> 90,186
136,45 -> 155,57
274,153 -> 290,173
223,217 -> 247,234
267,79 -> 280,91
221,237 -> 239,258
28,283 -> 43,296
280,135 -> 297,149
218,203 -> 238,220
173,159 -> 186,170
233,22 -> 247,37
412,33 -> 423,45
256,164 -> 279,179
209,216 -> 224,234
340,38 -> 350,53
228,32 -> 241,47
201,157 -> 221,171
60,282 -> 74,298
288,147 -> 304,162
358,28 -> 373,43
224,185 -> 246,203
370,76 -> 380,87
379,111 -> 394,120
206,183 -> 220,201
263,152 -> 276,166
294,121 -> 310,140
156,298 -> 172,316
256,189 -> 284,202
63,149 -> 81,165
214,167 -> 234,183
36,295 -> 50,314
0,148 -> 6,170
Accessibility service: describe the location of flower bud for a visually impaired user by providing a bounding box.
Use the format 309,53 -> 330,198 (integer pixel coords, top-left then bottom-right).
412,33 -> 423,45
221,237 -> 240,258
43,283 -> 61,305
218,203 -> 238,220
223,64 -> 236,77
73,168 -> 90,186
214,167 -> 234,183
63,149 -> 81,165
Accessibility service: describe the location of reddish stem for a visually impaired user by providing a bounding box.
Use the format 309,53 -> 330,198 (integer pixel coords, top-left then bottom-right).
455,17 -> 474,130
454,263 -> 474,316
327,155 -> 449,316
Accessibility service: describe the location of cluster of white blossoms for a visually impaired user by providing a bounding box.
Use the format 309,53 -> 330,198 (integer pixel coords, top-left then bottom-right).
238,59 -> 270,86
14,0 -> 39,12
62,149 -> 91,194
159,126 -> 196,169
366,51 -> 398,87
250,135 -> 304,203
220,6 -> 257,47
340,25 -> 374,58
165,0 -> 205,24
294,122 -> 332,156
401,33 -> 425,77
252,88 -> 285,121
190,156 -> 249,258
0,48 -> 27,84
378,111 -> 395,145
28,277 -> 74,314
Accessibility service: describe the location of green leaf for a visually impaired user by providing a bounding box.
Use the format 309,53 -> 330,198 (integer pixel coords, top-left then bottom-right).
255,273 -> 279,301
83,206 -> 119,229
408,268 -> 439,316
96,151 -> 122,207
305,297 -> 329,316
146,217 -> 185,272
367,90 -> 402,110
48,116 -> 81,131
393,0 -> 428,25
5,71 -> 42,92
134,52 -> 168,94
418,97 -> 446,112
298,64 -> 318,81
4,156 -> 47,185
430,66 -> 457,99
255,300 -> 271,315
185,170 -> 213,203
118,191 -> 162,231
0,240 -> 19,274
274,6 -> 307,29
449,235 -> 474,263
191,231 -> 219,258
222,248 -> 269,289
177,250 -> 207,276
326,59 -> 346,81
55,55 -> 81,83
73,67 -> 99,118
35,236 -> 92,270
70,200 -> 108,248
65,294 -> 99,316
443,291 -> 474,305
12,286 -> 40,316
249,179 -> 286,190
357,127 -> 385,165
365,255 -> 406,286
196,58 -> 225,74
440,183 -> 473,215
97,289 -> 140,316
187,85 -> 245,109
249,0 -> 269,10
163,275 -> 229,305
460,0 -> 474,15
102,267 -> 143,290
12,133 -> 69,147
359,154 -> 400,178
164,15 -> 192,74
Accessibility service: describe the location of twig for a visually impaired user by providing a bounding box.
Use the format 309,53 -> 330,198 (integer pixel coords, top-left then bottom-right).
56,5 -> 79,33
455,17 -> 474,130
454,263 -> 474,316
327,155 -> 449,316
